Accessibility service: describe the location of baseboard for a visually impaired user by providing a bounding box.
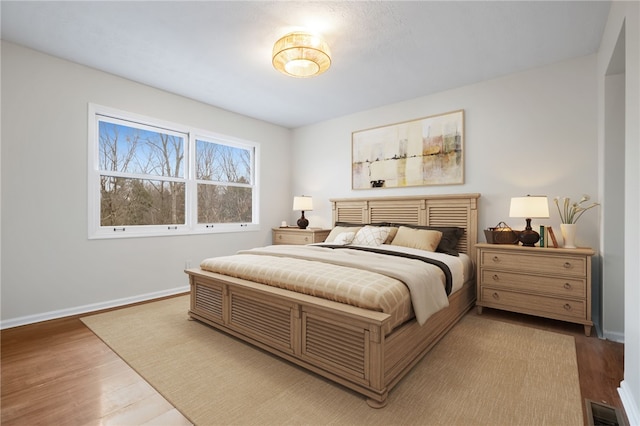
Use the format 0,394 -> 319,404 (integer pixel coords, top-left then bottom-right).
604,329 -> 625,343
0,286 -> 190,329
619,380 -> 640,426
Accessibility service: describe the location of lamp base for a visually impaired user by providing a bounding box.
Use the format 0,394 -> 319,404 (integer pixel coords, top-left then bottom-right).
297,211 -> 309,229
518,229 -> 540,247
517,217 -> 540,247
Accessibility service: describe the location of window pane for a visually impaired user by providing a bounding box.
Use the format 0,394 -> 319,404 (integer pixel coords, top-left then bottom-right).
99,121 -> 184,178
100,176 -> 185,226
198,184 -> 252,223
196,140 -> 251,184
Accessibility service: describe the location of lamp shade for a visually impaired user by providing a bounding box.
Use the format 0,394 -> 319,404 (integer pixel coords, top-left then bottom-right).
272,32 -> 331,78
293,196 -> 313,211
509,196 -> 549,219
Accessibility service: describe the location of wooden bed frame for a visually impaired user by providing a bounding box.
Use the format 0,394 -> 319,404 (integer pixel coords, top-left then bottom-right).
186,193 -> 480,407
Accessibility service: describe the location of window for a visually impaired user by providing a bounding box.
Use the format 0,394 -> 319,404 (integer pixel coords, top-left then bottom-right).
88,104 -> 259,238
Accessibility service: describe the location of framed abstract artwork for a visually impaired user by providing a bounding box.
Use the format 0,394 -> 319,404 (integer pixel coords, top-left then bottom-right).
352,110 -> 464,189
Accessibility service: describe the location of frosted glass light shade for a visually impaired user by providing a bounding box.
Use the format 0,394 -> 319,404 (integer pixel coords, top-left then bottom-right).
272,32 -> 331,78
293,196 -> 313,211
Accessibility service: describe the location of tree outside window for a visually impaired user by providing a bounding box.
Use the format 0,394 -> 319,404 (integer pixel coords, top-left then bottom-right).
88,105 -> 259,239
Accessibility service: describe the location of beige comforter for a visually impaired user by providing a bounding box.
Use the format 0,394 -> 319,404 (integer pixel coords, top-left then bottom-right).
200,245 -> 453,329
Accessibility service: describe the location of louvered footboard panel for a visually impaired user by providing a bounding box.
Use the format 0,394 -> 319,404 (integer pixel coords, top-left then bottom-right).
192,280 -> 223,323
301,312 -> 369,383
229,290 -> 295,354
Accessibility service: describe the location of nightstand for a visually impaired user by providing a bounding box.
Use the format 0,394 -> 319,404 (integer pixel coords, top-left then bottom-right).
272,227 -> 331,245
476,243 -> 595,336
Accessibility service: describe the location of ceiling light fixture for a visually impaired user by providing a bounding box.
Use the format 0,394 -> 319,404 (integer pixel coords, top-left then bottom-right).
272,31 -> 331,78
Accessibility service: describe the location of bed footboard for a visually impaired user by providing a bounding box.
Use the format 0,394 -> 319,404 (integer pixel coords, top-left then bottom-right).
188,268 -> 393,406
187,268 -> 475,407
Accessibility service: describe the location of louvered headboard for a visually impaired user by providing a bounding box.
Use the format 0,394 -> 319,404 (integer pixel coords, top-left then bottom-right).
330,194 -> 480,259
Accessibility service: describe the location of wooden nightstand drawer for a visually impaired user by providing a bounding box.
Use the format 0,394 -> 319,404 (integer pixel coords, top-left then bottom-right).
275,233 -> 315,245
480,250 -> 587,277
481,288 -> 586,320
480,270 -> 586,298
272,228 -> 331,245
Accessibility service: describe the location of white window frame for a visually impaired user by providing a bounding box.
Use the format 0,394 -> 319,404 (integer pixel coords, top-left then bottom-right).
88,104 -> 260,239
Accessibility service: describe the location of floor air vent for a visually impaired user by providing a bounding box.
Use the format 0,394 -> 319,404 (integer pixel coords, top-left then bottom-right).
585,399 -> 627,426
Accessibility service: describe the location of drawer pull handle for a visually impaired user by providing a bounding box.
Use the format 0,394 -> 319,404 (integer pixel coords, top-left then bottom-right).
279,235 -> 283,239
492,256 -> 500,262
492,274 -> 499,281
563,303 -> 572,311
564,262 -> 572,269
304,237 -> 309,241
492,292 -> 500,300
563,283 -> 572,290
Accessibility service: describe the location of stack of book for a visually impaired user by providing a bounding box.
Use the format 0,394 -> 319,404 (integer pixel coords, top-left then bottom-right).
539,225 -> 559,248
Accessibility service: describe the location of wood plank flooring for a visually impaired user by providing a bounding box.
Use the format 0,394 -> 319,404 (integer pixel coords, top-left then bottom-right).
1,311 -> 192,425
1,298 -> 626,425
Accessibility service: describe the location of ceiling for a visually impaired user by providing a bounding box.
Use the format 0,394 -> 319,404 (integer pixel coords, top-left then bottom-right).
1,1 -> 611,129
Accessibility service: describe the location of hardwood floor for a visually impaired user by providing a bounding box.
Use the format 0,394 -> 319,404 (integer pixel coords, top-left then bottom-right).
1,299 -> 625,425
0,312 -> 192,426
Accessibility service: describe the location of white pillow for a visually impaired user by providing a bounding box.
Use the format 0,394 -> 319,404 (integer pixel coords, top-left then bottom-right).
352,226 -> 390,246
325,226 -> 362,243
333,231 -> 356,245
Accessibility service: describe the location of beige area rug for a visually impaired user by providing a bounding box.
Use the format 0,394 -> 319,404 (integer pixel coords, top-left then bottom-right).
81,296 -> 583,425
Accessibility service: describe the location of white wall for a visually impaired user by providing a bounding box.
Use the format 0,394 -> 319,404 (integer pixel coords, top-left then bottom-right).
602,71 -> 625,342
598,2 -> 640,423
0,41 -> 292,326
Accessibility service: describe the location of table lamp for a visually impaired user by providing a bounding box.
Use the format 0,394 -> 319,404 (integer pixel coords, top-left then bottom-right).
293,196 -> 313,229
509,195 -> 549,247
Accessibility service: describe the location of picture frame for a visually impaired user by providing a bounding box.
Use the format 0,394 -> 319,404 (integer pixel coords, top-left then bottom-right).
352,110 -> 464,189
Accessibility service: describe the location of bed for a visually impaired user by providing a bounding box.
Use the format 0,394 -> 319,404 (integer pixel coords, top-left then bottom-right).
186,193 -> 480,407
